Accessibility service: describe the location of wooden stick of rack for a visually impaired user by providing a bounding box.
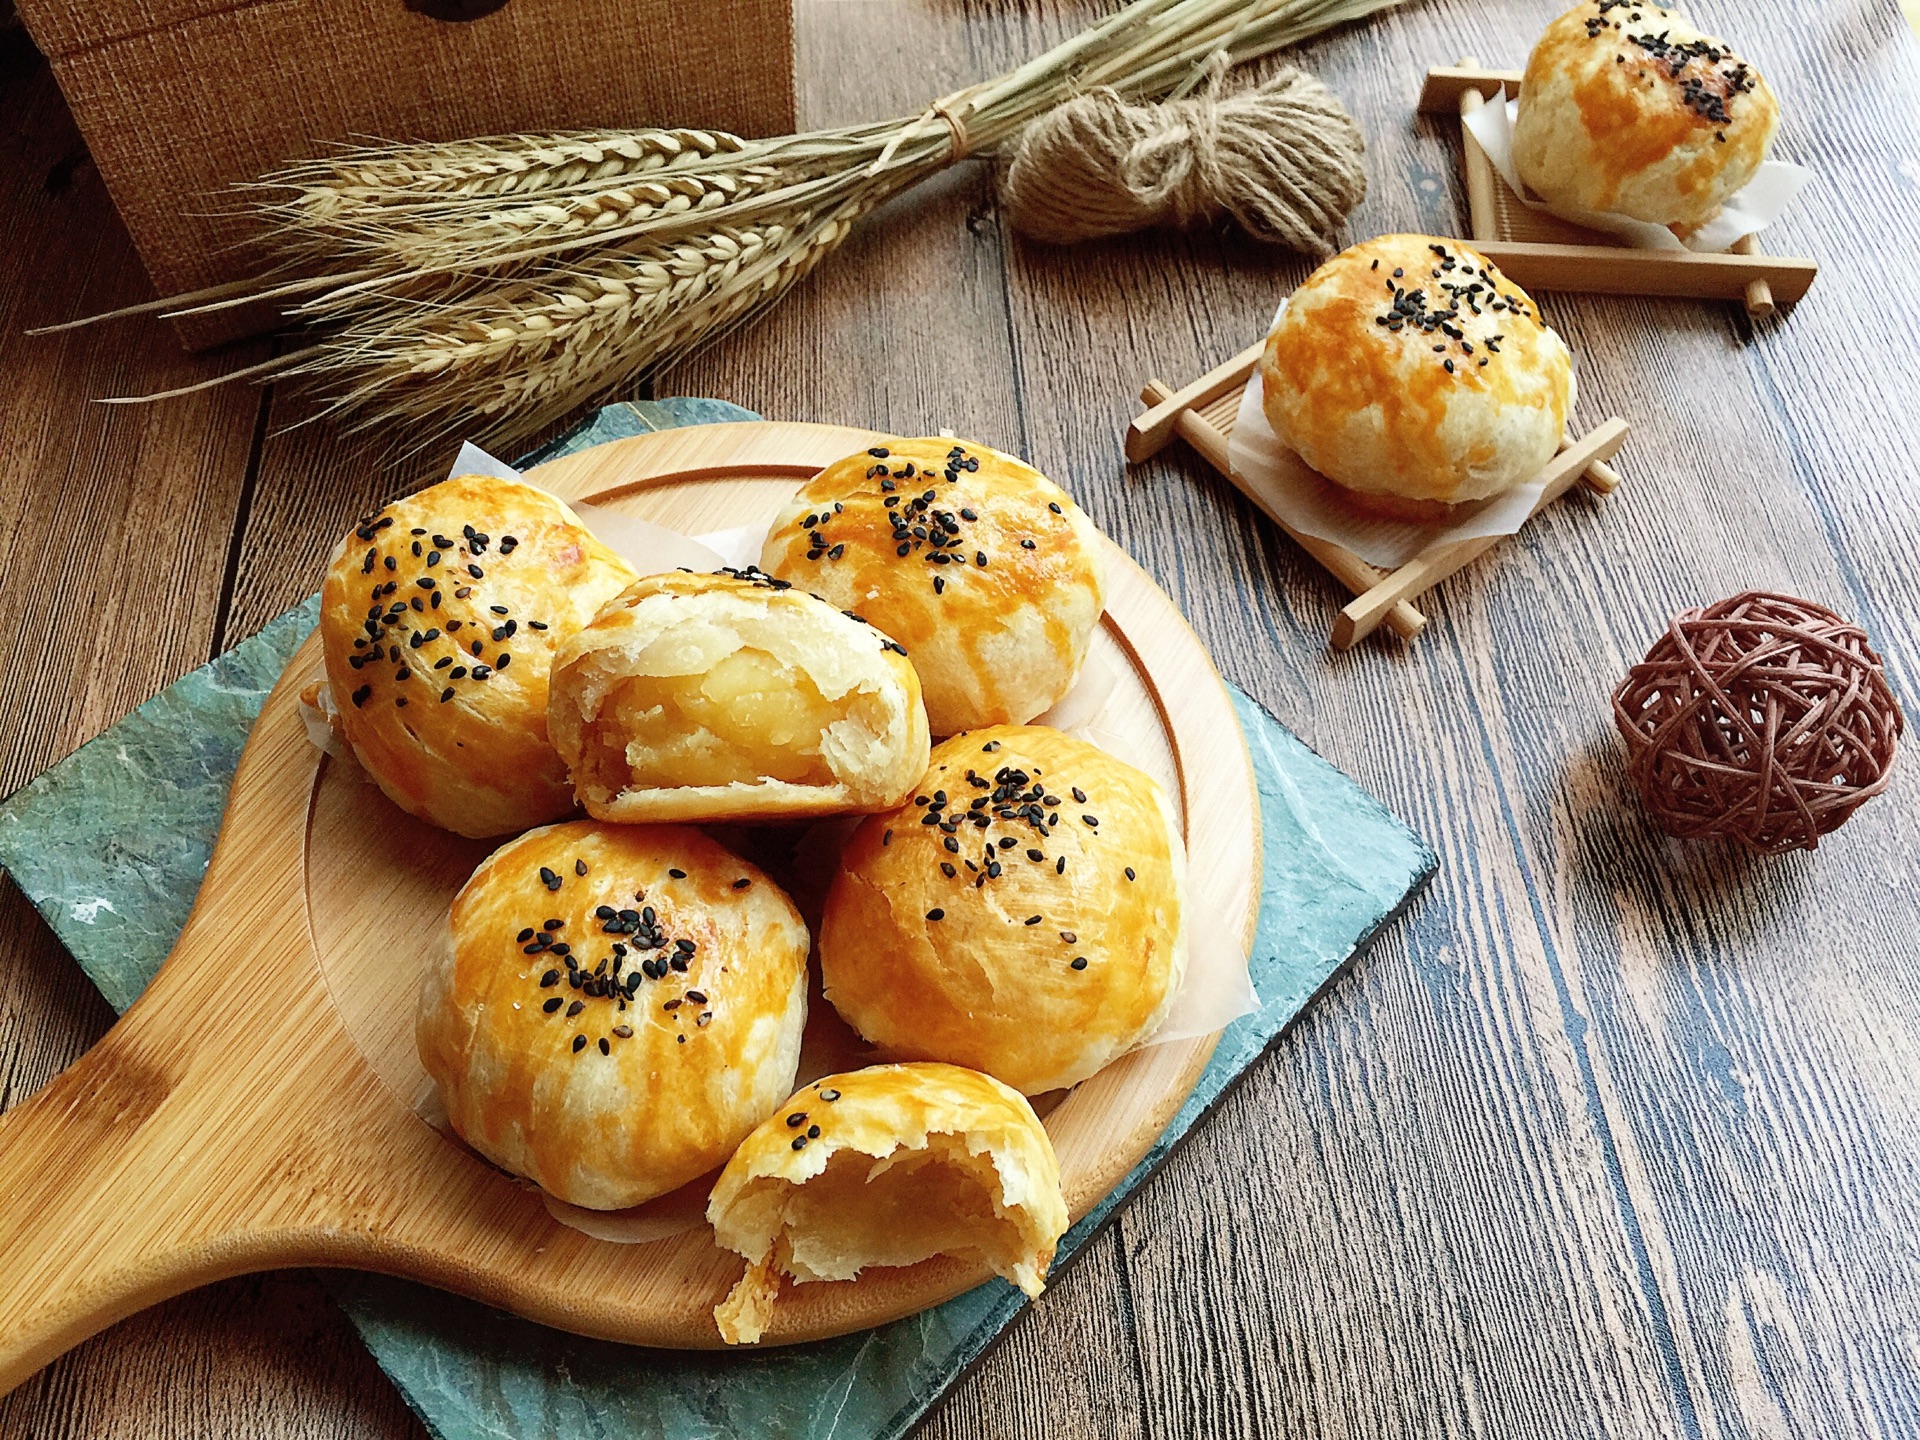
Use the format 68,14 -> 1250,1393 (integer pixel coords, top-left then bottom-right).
1331,419 -> 1629,648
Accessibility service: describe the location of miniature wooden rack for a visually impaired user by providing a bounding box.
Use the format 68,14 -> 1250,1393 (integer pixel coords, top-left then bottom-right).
1419,61 -> 1818,320
1128,345 -> 1628,649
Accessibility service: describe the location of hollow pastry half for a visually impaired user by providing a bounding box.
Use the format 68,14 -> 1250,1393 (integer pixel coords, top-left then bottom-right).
417,820 -> 810,1210
1260,233 -> 1575,520
548,568 -> 930,823
819,726 -> 1188,1094
708,1062 -> 1068,1345
1513,1 -> 1779,230
319,473 -> 637,837
759,437 -> 1107,736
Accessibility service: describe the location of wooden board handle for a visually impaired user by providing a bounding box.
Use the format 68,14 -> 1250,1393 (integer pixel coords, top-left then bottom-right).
0,673 -> 377,1399
0,999 -> 286,1396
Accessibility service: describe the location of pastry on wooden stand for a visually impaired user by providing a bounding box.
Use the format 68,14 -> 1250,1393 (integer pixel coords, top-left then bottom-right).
819,725 -> 1187,1095
1512,1 -> 1780,232
317,474 -> 637,838
708,1062 -> 1069,1345
548,567 -> 930,822
1129,231 -> 1629,648
1413,1 -> 1816,318
418,820 -> 811,1210
760,436 -> 1107,735
1259,231 -> 1575,522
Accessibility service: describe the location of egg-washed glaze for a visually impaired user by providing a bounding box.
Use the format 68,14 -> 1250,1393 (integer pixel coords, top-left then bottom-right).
759,437 -> 1107,736
319,474 -> 637,838
1260,234 -> 1574,512
417,820 -> 809,1210
708,1061 -> 1068,1345
819,726 -> 1188,1095
1513,0 -> 1779,228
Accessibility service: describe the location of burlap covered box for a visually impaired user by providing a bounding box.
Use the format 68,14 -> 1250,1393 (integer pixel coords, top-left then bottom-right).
16,0 -> 795,347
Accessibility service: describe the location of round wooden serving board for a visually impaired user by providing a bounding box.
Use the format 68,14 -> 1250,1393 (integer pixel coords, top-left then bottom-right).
0,422 -> 1258,1391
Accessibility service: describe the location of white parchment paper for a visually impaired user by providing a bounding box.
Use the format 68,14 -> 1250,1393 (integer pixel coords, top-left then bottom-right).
1463,95 -> 1811,253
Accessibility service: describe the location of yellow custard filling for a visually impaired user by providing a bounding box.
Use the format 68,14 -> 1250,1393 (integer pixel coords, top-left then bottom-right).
595,647 -> 856,790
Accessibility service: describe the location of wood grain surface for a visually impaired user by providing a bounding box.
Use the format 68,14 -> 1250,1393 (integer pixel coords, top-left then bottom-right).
3,1 -> 1918,1436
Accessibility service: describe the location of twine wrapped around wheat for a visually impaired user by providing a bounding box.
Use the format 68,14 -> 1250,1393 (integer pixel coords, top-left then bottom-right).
54,0 -> 1401,456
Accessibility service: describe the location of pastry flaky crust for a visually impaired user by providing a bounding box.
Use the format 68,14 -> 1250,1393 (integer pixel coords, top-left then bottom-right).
758,437 -> 1107,736
319,475 -> 637,838
417,820 -> 810,1210
708,1062 -> 1069,1345
1513,1 -> 1779,230
818,726 -> 1188,1095
1260,234 -> 1575,514
547,568 -> 930,823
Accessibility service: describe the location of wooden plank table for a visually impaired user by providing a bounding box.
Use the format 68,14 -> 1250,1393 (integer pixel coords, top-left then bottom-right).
3,2 -> 1918,1435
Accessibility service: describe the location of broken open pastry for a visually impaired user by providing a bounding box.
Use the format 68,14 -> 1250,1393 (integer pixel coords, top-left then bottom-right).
548,568 -> 930,822
708,1062 -> 1068,1345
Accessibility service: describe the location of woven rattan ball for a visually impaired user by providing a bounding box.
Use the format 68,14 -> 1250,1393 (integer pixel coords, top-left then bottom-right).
1611,592 -> 1903,853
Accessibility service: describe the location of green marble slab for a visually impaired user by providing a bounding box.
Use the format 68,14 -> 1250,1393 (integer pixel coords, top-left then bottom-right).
0,399 -> 1434,1440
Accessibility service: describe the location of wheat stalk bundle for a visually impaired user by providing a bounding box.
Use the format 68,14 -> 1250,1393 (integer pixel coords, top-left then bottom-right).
61,0 -> 1401,455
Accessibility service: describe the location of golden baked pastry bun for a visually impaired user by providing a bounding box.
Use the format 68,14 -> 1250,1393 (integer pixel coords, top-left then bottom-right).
759,437 -> 1107,736
818,726 -> 1188,1095
708,1062 -> 1068,1345
417,820 -> 810,1210
319,474 -> 637,838
548,568 -> 930,823
1260,234 -> 1575,520
1513,1 -> 1780,229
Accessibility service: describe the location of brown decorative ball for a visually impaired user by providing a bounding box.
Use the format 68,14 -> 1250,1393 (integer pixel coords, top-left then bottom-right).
1611,592 -> 1903,853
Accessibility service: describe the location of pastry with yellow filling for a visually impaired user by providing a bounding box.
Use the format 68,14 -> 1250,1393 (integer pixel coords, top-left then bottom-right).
1260,233 -> 1576,520
548,568 -> 930,822
417,820 -> 810,1210
1513,1 -> 1780,230
708,1062 -> 1068,1345
759,437 -> 1107,736
818,726 -> 1188,1095
318,474 -> 637,838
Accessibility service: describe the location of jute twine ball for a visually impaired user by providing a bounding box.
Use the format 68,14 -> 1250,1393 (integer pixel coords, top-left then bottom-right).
1611,592 -> 1903,853
1000,56 -> 1367,254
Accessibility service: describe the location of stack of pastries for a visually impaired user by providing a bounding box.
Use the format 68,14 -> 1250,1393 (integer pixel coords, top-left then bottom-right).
318,437 -> 1182,1344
